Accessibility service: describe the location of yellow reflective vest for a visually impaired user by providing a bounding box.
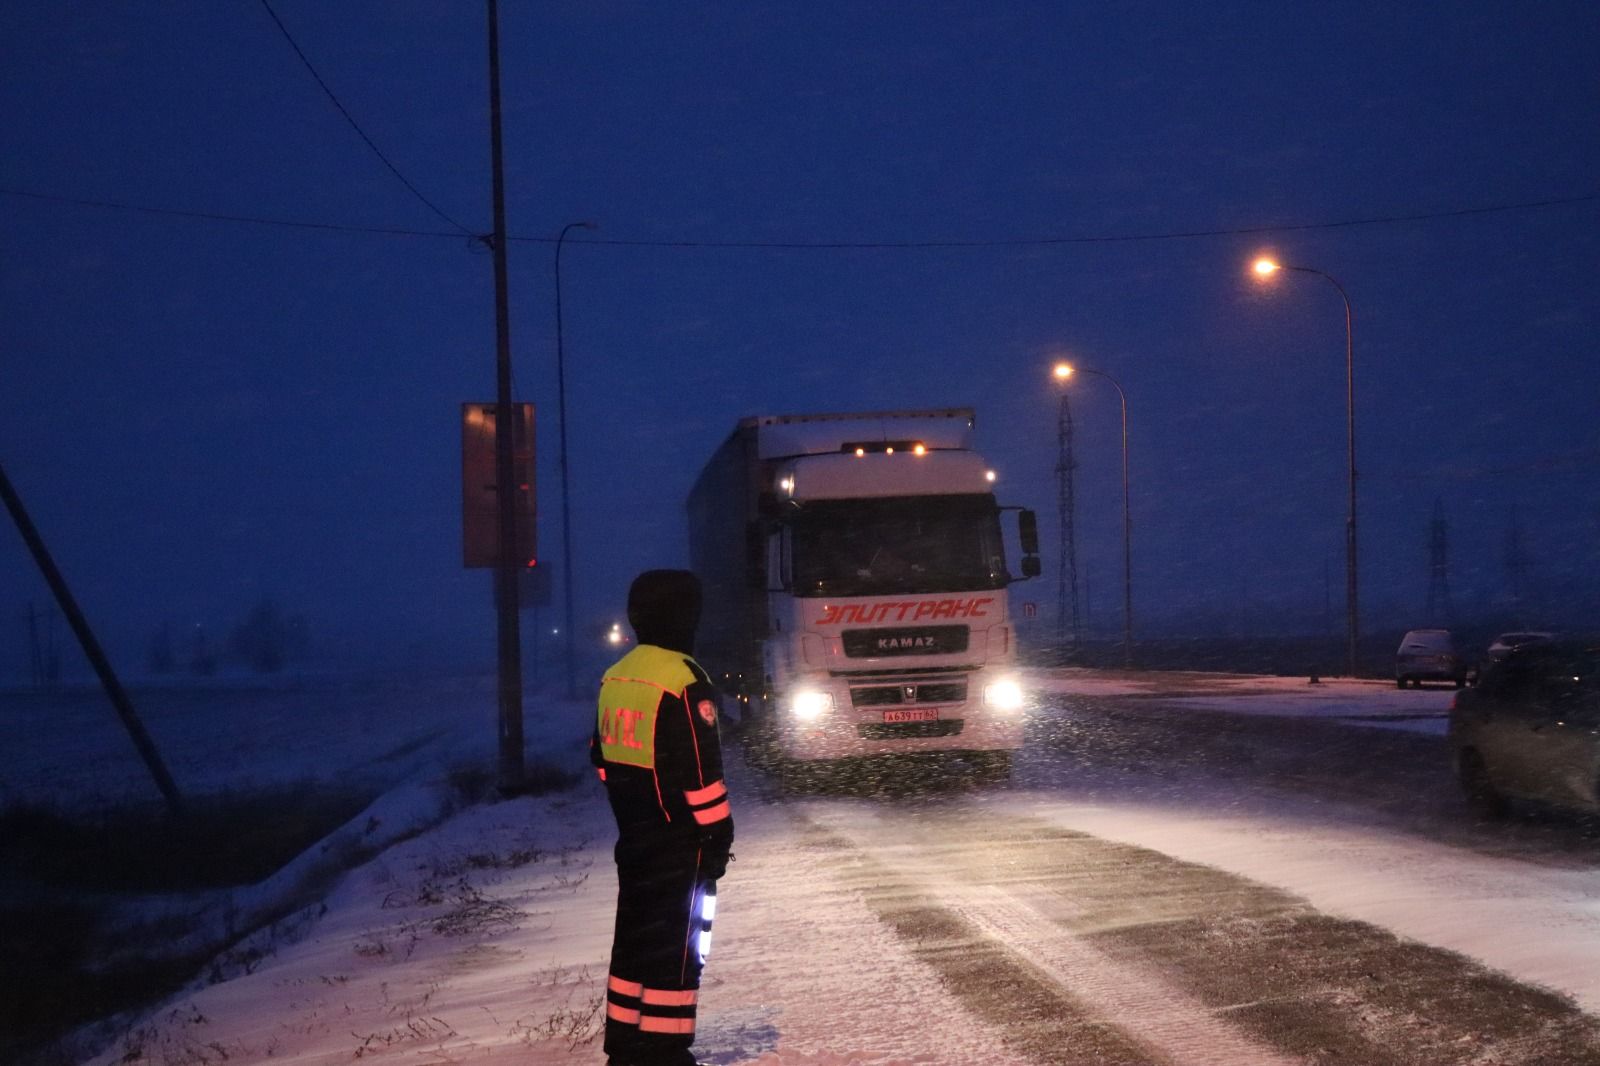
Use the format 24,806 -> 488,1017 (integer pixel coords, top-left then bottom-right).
594,644 -> 731,837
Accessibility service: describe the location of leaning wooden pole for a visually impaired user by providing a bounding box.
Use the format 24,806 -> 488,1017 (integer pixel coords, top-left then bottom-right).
0,459 -> 182,814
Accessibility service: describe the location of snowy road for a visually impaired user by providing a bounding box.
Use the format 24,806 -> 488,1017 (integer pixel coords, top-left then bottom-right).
74,674 -> 1600,1065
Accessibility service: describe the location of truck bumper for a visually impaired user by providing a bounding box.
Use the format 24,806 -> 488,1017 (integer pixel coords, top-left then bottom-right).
769,668 -> 1026,762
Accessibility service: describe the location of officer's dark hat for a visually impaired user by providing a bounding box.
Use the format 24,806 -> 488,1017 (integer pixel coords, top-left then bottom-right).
627,569 -> 701,654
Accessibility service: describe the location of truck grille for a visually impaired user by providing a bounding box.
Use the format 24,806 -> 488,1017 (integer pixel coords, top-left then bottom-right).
842,625 -> 969,658
858,719 -> 965,740
850,681 -> 968,707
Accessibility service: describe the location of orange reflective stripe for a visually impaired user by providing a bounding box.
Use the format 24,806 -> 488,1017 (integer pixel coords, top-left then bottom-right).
684,780 -> 726,805
641,987 -> 698,1007
639,1015 -> 696,1034
608,975 -> 644,997
606,1002 -> 641,1025
602,674 -> 678,694
692,800 -> 731,825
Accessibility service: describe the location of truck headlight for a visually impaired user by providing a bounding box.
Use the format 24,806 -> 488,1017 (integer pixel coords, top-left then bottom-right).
984,679 -> 1025,712
791,689 -> 833,721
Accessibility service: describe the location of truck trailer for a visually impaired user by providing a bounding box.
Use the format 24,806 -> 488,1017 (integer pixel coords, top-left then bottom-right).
687,409 -> 1040,778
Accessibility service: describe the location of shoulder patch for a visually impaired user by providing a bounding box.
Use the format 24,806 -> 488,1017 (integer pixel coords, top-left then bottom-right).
696,699 -> 717,726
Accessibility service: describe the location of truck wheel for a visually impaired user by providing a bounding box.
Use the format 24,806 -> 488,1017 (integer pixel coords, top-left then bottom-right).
975,751 -> 1012,784
774,756 -> 822,794
738,696 -> 780,770
1458,750 -> 1506,819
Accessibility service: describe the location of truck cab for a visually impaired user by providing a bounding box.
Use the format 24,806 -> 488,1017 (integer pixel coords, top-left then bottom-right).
689,410 -> 1040,779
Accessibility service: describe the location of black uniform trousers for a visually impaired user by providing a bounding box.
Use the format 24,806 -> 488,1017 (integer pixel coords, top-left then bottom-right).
604,836 -> 708,1065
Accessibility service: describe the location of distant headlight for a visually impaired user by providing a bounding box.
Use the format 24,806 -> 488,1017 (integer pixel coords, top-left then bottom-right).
790,689 -> 833,721
984,679 -> 1025,712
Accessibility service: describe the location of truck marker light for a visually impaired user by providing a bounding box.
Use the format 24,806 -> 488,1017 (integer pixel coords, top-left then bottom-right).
913,443 -> 926,455
985,470 -> 997,482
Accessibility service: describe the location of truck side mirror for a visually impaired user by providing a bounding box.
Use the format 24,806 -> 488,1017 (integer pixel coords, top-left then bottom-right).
1020,555 -> 1041,579
1018,509 -> 1039,555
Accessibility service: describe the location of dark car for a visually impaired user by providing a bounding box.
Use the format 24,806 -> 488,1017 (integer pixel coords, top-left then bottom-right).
1484,630 -> 1555,661
1449,640 -> 1600,817
1395,628 -> 1469,688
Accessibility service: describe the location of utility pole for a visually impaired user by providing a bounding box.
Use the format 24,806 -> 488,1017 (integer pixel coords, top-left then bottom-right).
1,460 -> 182,814
554,221 -> 596,699
1503,506 -> 1530,618
27,602 -> 43,686
1426,499 -> 1453,624
485,0 -> 523,792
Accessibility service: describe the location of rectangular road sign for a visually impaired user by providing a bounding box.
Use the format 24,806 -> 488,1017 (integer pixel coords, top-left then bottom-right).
461,402 -> 536,569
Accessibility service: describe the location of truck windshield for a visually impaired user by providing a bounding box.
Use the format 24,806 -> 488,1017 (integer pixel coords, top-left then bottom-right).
788,494 -> 1008,596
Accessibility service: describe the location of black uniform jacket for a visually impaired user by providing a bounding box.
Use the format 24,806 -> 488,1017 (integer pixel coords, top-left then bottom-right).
591,644 -> 732,851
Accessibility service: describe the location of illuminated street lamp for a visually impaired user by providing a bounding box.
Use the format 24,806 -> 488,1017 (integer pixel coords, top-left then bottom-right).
1252,255 -> 1359,677
1054,362 -> 1134,667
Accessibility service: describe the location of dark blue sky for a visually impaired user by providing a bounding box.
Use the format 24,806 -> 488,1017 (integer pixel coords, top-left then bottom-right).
3,2 -> 1597,674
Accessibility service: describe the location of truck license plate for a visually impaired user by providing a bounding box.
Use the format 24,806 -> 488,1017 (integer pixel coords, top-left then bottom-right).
883,708 -> 938,723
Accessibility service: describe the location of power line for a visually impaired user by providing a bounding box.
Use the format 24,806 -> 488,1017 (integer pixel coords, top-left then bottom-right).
256,0 -> 475,236
508,192 -> 1600,248
0,186 -> 464,239
2,184 -> 1595,249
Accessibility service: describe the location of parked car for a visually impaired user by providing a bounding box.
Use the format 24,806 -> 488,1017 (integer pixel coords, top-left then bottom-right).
1395,628 -> 1468,688
1484,630 -> 1556,661
1449,640 -> 1600,817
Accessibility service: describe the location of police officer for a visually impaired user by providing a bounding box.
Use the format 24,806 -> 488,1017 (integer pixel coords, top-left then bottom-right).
592,570 -> 733,1066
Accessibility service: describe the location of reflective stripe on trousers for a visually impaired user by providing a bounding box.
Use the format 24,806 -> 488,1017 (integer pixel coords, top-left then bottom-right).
606,975 -> 698,1033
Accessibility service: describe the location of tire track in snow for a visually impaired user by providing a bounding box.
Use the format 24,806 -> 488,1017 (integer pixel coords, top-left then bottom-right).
940,884 -> 1302,1066
795,803 -> 1301,1066
791,798 -> 1600,1066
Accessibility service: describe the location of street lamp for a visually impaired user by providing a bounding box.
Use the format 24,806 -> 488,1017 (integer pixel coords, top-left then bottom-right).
1048,363 -> 1080,651
1252,255 -> 1359,677
1053,362 -> 1134,667
556,221 -> 596,698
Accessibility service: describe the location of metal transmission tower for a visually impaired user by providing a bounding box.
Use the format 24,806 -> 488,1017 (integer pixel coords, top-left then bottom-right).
1425,498 -> 1454,623
1503,506 -> 1531,614
1055,392 -> 1080,650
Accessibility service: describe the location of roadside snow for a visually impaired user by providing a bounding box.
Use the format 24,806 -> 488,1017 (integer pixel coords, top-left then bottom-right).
82,768 -> 1035,1066
23,667 -> 1596,1063
1029,668 -> 1454,735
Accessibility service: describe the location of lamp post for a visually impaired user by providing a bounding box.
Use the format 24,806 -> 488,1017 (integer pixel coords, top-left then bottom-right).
1053,362 -> 1134,667
1049,364 -> 1080,652
555,221 -> 596,699
1252,256 -> 1358,677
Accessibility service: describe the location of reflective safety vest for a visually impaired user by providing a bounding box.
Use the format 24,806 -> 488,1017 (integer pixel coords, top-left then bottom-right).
597,645 -> 700,769
595,644 -> 731,835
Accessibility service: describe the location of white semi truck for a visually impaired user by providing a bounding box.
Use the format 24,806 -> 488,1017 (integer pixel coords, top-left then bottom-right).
687,409 -> 1041,779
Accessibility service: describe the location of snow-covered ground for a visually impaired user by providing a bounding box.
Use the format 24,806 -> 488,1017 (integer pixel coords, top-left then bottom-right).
1029,667 -> 1455,734
13,668 -> 1598,1063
